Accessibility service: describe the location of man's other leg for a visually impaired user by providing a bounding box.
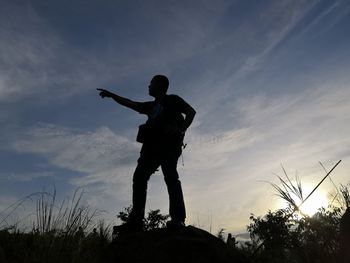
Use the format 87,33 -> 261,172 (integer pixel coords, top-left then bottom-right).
131,154 -> 160,224
161,156 -> 186,223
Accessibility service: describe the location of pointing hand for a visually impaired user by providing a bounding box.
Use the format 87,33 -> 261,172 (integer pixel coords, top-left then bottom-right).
97,88 -> 113,98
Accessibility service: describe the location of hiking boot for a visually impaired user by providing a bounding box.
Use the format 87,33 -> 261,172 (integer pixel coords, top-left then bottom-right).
166,220 -> 186,229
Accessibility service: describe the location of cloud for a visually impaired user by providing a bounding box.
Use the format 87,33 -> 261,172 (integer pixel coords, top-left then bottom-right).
0,2 -> 69,100
11,123 -> 142,213
0,2 -> 134,102
185,128 -> 265,172
0,171 -> 55,182
0,0 -> 318,104
0,1 -> 234,103
297,0 -> 350,39
13,123 -> 139,180
182,0 -> 322,121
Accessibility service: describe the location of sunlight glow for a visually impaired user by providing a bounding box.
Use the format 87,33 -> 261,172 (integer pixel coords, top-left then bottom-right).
298,192 -> 329,216
277,185 -> 330,217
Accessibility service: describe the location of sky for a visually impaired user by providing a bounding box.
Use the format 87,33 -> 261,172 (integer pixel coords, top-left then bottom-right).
1,0 -> 350,236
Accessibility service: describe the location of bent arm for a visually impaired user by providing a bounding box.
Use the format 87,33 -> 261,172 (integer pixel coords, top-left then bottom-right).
97,88 -> 139,112
182,105 -> 196,131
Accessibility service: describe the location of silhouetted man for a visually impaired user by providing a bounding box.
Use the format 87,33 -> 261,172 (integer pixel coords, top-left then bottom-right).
97,75 -> 196,231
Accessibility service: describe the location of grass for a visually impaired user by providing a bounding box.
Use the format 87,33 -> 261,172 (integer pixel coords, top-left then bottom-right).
0,187 -> 110,263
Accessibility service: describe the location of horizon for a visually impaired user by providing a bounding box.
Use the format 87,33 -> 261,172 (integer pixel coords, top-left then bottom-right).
1,0 -> 350,235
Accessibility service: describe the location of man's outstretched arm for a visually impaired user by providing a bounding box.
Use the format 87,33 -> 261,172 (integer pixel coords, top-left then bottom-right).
97,88 -> 139,112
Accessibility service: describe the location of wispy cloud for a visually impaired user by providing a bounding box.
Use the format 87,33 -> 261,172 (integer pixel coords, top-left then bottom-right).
13,124 -> 139,179
0,171 -> 55,182
297,0 -> 350,39
0,1 -> 233,103
11,123 -> 141,214
0,2 -> 146,102
0,0 -> 321,109
185,0 -> 321,121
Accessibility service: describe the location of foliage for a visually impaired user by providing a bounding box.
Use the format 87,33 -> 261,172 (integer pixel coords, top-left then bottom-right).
117,205 -> 170,231
248,207 -> 301,250
247,205 -> 343,263
144,209 -> 170,231
216,228 -> 225,241
116,206 -> 133,224
297,207 -> 342,262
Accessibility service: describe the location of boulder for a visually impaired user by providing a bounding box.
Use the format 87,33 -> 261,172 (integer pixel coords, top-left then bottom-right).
108,225 -> 248,263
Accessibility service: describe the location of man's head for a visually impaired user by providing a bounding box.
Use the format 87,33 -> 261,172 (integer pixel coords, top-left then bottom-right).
148,75 -> 169,98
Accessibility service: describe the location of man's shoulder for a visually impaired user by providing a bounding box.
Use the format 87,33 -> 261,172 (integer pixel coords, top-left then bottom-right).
167,94 -> 182,99
166,94 -> 185,103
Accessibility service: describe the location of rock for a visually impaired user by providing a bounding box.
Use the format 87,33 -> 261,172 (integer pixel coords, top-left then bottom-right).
108,225 -> 248,263
340,208 -> 350,262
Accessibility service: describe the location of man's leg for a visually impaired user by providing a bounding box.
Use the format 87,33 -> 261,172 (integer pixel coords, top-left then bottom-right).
130,153 -> 160,225
161,155 -> 186,223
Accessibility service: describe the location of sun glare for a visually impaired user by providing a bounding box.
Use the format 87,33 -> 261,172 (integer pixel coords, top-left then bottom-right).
298,192 -> 329,216
277,186 -> 330,217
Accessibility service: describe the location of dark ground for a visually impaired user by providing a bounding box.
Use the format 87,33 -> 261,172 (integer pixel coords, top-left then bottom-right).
109,226 -> 248,263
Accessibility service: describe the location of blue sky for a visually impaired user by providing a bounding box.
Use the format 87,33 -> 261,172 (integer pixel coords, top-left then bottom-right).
1,0 -> 350,235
